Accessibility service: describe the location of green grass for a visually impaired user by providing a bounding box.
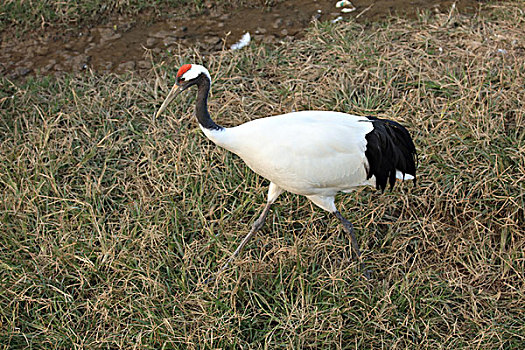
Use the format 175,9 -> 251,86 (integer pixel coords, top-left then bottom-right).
1,1 -> 525,348
0,0 -> 284,34
1,0 -> 167,32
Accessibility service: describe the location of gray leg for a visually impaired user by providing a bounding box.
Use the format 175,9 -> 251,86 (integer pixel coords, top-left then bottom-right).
205,202 -> 272,284
334,211 -> 371,279
204,183 -> 283,284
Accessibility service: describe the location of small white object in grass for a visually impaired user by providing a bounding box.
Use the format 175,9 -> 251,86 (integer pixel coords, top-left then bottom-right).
341,7 -> 356,13
497,48 -> 507,54
231,32 -> 251,50
317,9 -> 322,13
332,16 -> 343,23
336,0 -> 353,8
438,47 -> 443,53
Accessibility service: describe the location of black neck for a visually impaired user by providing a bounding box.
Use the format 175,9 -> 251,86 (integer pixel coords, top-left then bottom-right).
195,75 -> 222,131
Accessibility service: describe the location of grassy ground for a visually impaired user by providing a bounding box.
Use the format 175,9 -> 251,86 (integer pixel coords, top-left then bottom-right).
0,0 -> 276,33
1,1 -> 524,349
1,0 -> 173,32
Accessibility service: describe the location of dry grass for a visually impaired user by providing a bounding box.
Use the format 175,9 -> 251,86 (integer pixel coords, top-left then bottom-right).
0,0 -> 284,33
1,1 -> 524,348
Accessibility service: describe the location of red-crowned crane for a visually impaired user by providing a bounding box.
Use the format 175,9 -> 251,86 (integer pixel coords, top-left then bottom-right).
155,64 -> 417,279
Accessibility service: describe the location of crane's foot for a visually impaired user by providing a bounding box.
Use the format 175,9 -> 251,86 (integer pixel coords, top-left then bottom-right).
334,211 -> 371,280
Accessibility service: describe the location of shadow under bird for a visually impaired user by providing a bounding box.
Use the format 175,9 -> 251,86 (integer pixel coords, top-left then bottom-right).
155,64 -> 417,280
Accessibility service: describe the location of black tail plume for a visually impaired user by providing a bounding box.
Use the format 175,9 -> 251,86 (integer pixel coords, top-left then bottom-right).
363,116 -> 417,192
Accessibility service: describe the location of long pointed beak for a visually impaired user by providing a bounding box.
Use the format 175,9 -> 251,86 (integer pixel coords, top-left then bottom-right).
155,84 -> 183,119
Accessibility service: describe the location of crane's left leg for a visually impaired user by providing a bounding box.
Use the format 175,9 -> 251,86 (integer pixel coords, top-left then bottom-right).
215,182 -> 283,277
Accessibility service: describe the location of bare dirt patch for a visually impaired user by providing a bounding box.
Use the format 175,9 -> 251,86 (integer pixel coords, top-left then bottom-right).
1,0 -> 479,79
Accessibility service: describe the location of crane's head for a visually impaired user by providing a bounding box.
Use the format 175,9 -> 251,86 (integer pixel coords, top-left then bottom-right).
155,64 -> 211,119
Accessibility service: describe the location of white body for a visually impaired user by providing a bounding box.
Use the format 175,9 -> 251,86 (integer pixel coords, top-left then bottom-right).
201,111 -> 384,212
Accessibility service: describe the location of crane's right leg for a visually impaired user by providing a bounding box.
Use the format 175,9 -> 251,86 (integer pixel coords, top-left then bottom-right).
334,211 -> 371,280
306,195 -> 371,280
213,183 -> 283,279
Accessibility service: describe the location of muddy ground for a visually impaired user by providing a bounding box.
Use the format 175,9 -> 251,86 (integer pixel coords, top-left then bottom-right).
0,0 -> 480,79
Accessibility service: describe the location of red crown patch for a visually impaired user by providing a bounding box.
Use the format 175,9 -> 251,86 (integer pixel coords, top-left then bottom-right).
177,64 -> 192,78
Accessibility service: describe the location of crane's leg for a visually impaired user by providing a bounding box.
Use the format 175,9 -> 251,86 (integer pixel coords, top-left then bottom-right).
216,202 -> 272,275
211,183 -> 283,281
305,195 -> 371,279
334,211 -> 371,280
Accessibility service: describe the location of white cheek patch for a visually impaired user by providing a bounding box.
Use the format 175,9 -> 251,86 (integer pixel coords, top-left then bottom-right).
181,65 -> 211,83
